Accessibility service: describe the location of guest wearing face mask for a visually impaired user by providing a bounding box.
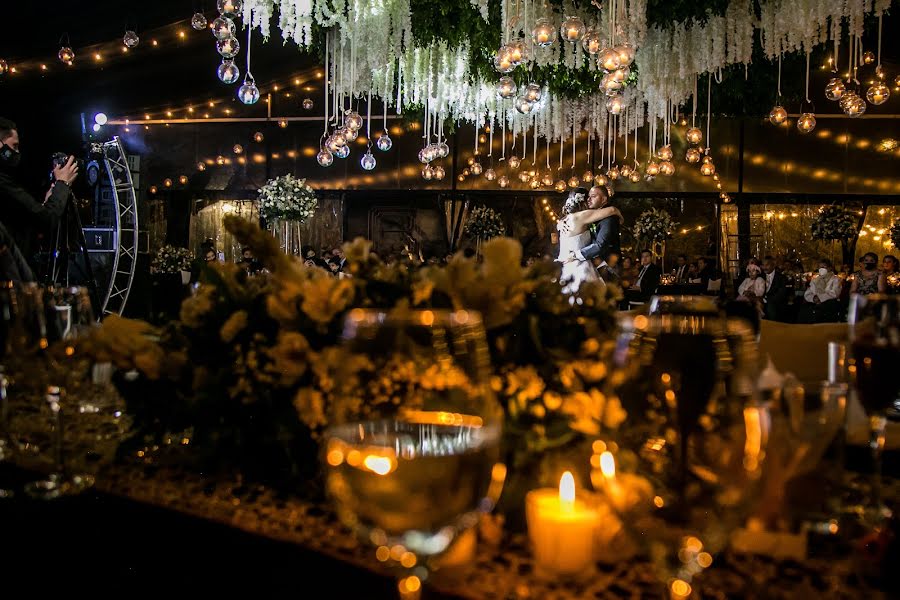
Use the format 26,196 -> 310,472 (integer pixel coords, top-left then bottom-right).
799,258 -> 843,323
883,255 -> 899,294
849,252 -> 886,296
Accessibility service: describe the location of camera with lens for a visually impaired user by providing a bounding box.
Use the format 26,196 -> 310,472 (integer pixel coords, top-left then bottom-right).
50,152 -> 85,181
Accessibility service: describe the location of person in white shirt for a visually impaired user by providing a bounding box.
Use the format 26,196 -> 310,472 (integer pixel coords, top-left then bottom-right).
799,258 -> 842,323
737,263 -> 766,316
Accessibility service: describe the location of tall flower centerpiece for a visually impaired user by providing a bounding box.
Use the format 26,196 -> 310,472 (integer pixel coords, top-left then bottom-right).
632,208 -> 676,265
257,174 -> 318,257
464,205 -> 505,256
811,205 -> 862,266
151,245 -> 194,282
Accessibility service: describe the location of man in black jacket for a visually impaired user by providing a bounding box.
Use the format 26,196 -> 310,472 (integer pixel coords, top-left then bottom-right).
0,117 -> 79,269
626,249 -> 661,303
571,185 -> 621,267
762,257 -> 789,321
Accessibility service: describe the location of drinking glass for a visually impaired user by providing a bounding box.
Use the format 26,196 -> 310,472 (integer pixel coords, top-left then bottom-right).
848,293 -> 900,525
605,312 -> 767,597
321,309 -> 505,599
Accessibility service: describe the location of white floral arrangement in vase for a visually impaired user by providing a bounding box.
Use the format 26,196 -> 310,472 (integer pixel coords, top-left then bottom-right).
632,208 -> 676,247
810,205 -> 858,241
151,245 -> 194,282
464,206 -> 505,241
257,174 -> 318,223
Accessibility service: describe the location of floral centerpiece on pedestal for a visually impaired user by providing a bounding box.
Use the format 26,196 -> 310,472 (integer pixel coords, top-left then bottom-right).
464,205 -> 505,254
811,205 -> 861,266
151,245 -> 193,276
632,208 -> 676,263
258,174 -> 318,257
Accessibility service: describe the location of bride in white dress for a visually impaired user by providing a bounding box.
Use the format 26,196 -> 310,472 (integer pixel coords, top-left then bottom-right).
556,188 -> 622,294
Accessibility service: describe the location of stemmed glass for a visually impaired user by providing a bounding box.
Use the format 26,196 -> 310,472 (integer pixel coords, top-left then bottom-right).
321,309 -> 505,599
605,311 -> 767,597
848,293 -> 900,525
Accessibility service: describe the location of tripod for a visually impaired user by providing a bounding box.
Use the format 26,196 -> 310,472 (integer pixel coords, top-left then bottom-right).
46,189 -> 101,314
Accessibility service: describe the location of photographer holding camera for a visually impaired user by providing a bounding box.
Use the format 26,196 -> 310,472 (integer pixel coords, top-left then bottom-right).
0,117 -> 79,278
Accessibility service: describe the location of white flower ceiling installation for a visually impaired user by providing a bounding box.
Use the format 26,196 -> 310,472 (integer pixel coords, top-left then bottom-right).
238,0 -> 892,177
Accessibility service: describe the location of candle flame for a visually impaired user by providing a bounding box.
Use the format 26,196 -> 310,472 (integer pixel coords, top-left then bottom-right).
559,471 -> 576,503
599,451 -> 616,479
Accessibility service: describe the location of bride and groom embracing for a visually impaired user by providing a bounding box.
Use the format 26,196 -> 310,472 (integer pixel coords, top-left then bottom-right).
556,185 -> 623,294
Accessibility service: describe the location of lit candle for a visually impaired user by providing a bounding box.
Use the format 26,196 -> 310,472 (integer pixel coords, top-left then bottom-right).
537,31 -> 550,44
566,28 -> 579,41
526,471 -> 598,577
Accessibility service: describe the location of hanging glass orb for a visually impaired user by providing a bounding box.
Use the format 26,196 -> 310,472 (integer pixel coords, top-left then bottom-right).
646,161 -> 660,176
191,12 -> 208,30
302,98 -> 314,110
515,96 -> 534,114
462,168 -> 471,176
497,76 -> 517,99
847,93 -> 867,117
253,131 -> 264,143
824,78 -> 845,101
582,29 -> 602,54
493,45 -> 515,73
217,0 -> 243,16
233,144 -> 243,154
685,127 -> 703,145
376,133 -> 392,152
217,36 -> 240,59
659,160 -> 675,176
582,170 -> 593,182
433,165 -> 446,180
620,164 -> 633,178
541,172 -> 554,186
875,64 -> 885,80
768,104 -> 788,125
607,165 -> 620,180
217,60 -> 240,84
567,175 -> 580,188
555,180 -> 567,192
601,72 -> 623,94
178,175 -> 189,185
360,151 -> 377,171
518,171 -> 531,183
212,17 -> 235,41
197,162 -> 207,171
216,155 -> 226,165
0,59 -> 7,75
658,145 -> 673,161
615,44 -> 636,68
58,46 -> 75,65
237,76 -> 260,104
498,175 -> 510,188
893,75 -> 900,88
797,112 -> 816,134
611,67 -> 630,83
598,47 -> 621,71
863,50 -> 875,65
702,154 -> 714,165
428,143 -> 443,162
467,156 -> 475,166
560,16 -> 586,43
606,94 -> 625,115
484,168 -> 496,181
471,162 -> 483,175
700,161 -> 716,176
436,141 -> 450,158
508,155 -> 521,169
529,178 -> 541,190
838,90 -> 855,112
867,82 -> 890,105
594,173 -> 608,186
335,144 -> 350,159
325,136 -> 341,153
629,170 -> 641,183
685,147 -> 702,163
508,40 -> 527,65
417,148 -> 430,164
524,83 -> 542,103
123,30 -> 140,48
532,18 -> 556,47
163,178 -> 173,188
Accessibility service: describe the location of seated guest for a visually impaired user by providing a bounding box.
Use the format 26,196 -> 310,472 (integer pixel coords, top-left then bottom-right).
240,246 -> 260,275
798,258 -> 842,323
697,256 -> 713,288
850,252 -> 886,296
625,249 -> 660,304
737,263 -> 766,316
761,257 -> 789,321
620,255 -> 638,288
883,255 -> 899,294
687,262 -> 700,283
673,254 -> 689,283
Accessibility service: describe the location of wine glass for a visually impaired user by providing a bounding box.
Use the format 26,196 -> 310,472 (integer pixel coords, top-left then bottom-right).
321,309 -> 505,599
848,293 -> 900,525
603,312 -> 767,597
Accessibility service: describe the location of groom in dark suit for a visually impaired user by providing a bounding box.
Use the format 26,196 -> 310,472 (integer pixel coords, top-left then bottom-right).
571,185 -> 621,267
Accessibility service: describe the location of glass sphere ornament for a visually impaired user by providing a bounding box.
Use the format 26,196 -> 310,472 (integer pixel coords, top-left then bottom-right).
554,180 -> 567,192
302,98 -> 314,110
498,175 -> 509,188
237,76 -> 260,105
560,16 -> 586,43
418,148 -> 430,164
508,40 -> 527,65
217,36 -> 240,59
433,165 -> 446,180
611,67 -> 630,83
658,145 -> 673,161
867,82 -> 890,105
216,155 -> 226,165
178,175 -> 189,185
493,46 -> 515,73
497,76 -> 517,99
582,170 -> 593,183
437,142 -> 450,158
686,127 -> 703,145
471,162 -> 483,175
825,78 -> 845,101
598,47 -> 621,71
515,96 -> 534,114
341,126 -> 359,143
376,133 -> 392,152
894,75 -> 900,88
607,165 -> 620,180
532,18 -> 556,47
253,131 -> 264,143
568,175 -> 580,188
58,46 -> 75,65
620,164 -> 633,178
629,170 -> 641,183
541,172 -> 554,186
0,59 -> 7,75
863,50 -> 875,65
217,60 -> 240,84
841,91 -> 866,117
191,12 -> 208,30
217,0 -> 243,16
123,30 -> 140,48
615,43 -> 636,67
601,72 -> 623,94
527,178 -> 540,189
606,94 -> 625,115
233,144 -> 243,154
582,29 -> 602,55
518,171 -> 531,183
334,144 -> 350,159
768,104 -> 788,125
700,161 -> 716,176
594,173 -> 608,187
702,154 -> 714,165
163,178 -> 173,188
360,150 -> 377,171
524,83 -> 542,103
197,162 -> 207,171
462,168 -> 470,176
508,155 -> 521,169
458,174 -> 466,182
212,17 -> 235,41
484,168 -> 496,181
646,161 -> 660,176
659,160 -> 675,176
325,136 -> 341,153
467,157 -> 475,166
685,147 -> 702,163
317,150 -> 334,166
796,112 -> 816,134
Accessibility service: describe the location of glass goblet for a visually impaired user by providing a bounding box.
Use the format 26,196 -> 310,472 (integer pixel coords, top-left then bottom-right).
321,309 -> 505,599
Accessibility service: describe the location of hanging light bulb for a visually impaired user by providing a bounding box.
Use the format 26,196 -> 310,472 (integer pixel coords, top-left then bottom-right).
646,161 -> 660,176
211,17 -> 235,41
598,47 -> 621,71
58,46 -> 75,65
797,112 -> 816,134
334,145 -> 350,159
376,132 -> 392,151
497,76 -> 517,99
686,127 -> 703,145
606,94 -> 625,115
659,160 -> 675,176
554,180 -> 567,192
216,36 -> 240,59
524,83 -> 542,103
123,30 -> 140,48
768,104 -> 788,125
825,78 -> 845,101
217,59 -> 240,84
493,45 -> 515,73
560,16 -> 586,43
614,44 -> 636,67
867,82 -> 890,105
581,29 -> 601,55
433,165 -> 446,180
594,173 -> 608,186
253,131 -> 264,143
532,18 -> 556,47
685,147 -> 702,163
471,162 -> 483,175
237,74 -> 260,104
657,145 -> 673,161
217,0 -> 243,16
542,172 -> 554,186
484,168 -> 496,181
508,155 -> 521,169
360,150 -> 376,171
498,175 -> 509,188
191,12 -> 208,30
515,97 -> 534,114
607,165 -> 620,180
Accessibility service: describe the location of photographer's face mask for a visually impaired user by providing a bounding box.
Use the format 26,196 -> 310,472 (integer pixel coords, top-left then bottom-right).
0,142 -> 21,169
